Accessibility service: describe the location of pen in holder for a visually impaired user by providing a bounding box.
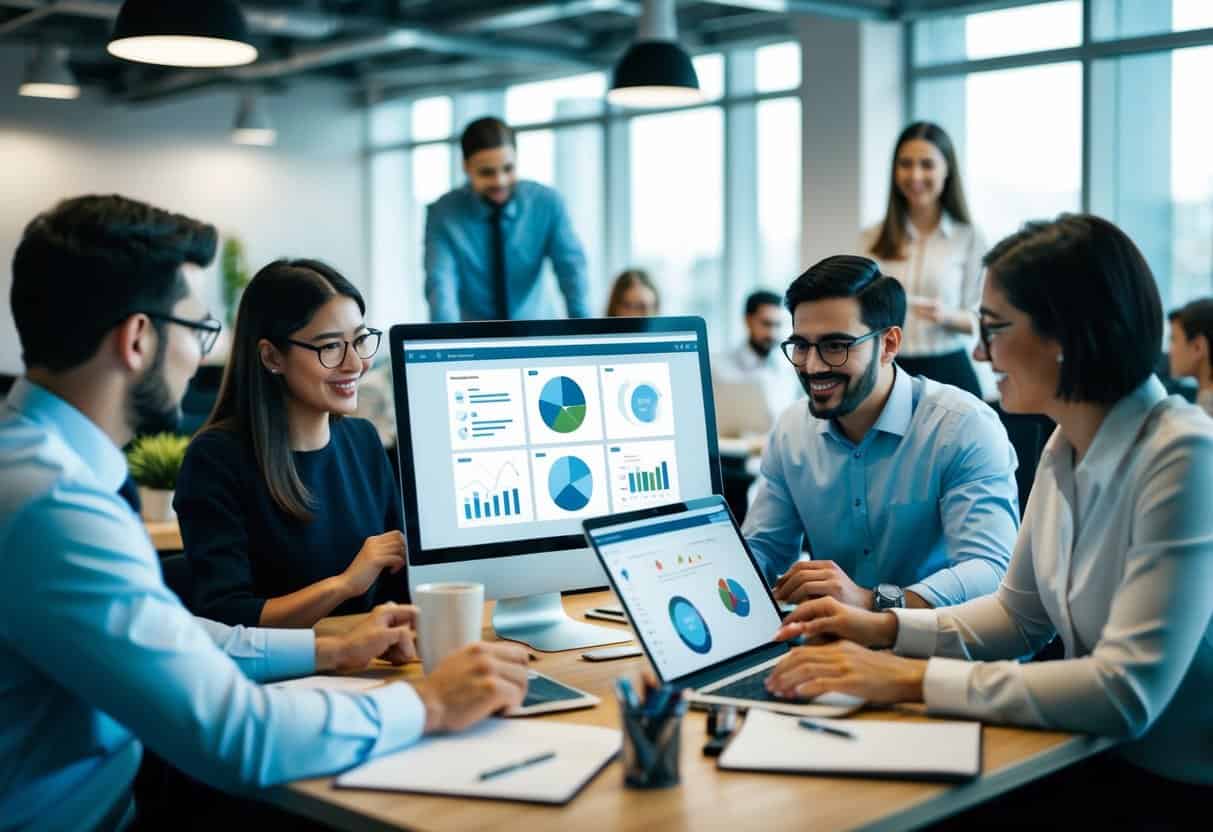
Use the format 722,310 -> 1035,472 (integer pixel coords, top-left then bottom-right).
615,678 -> 687,789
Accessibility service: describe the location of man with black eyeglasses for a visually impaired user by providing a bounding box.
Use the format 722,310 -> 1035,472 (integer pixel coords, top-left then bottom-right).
741,255 -> 1019,614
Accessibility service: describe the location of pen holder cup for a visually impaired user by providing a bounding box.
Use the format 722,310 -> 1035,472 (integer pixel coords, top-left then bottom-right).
620,703 -> 682,789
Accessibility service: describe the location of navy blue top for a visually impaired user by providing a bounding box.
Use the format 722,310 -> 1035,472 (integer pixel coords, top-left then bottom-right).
175,417 -> 406,626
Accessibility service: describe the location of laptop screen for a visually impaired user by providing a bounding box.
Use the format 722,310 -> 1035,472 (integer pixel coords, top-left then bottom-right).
586,500 -> 783,682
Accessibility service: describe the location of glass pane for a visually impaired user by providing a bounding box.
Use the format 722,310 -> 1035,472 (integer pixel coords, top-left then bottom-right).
408,144 -> 452,322
1093,0 -> 1213,41
551,126 -> 605,312
411,96 -> 452,142
629,107 -> 724,332
913,1 -> 1081,66
694,53 -> 725,101
516,129 -> 554,186
756,97 -> 802,291
505,72 -> 606,125
369,150 -> 410,322
914,62 -> 1082,246
755,42 -> 801,92
1090,46 -> 1213,308
370,100 -> 408,147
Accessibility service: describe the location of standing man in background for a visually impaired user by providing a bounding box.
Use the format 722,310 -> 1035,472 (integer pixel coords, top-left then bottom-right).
424,116 -> 590,322
712,290 -> 803,439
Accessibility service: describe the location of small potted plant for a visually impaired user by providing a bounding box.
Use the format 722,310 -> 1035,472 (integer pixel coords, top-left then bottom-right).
125,433 -> 190,522
221,235 -> 251,328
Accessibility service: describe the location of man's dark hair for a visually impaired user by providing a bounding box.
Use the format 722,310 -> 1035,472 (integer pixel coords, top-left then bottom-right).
783,255 -> 906,331
744,290 -> 782,318
984,213 -> 1161,405
11,194 -> 217,372
1170,298 -> 1213,350
460,116 -> 515,160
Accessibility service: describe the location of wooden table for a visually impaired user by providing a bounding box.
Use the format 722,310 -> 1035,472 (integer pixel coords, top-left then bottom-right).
145,519 -> 183,552
269,591 -> 1113,832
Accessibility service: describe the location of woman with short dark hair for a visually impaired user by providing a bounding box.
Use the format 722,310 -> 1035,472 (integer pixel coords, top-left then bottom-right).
175,259 -> 407,627
769,215 -> 1213,820
861,122 -> 985,397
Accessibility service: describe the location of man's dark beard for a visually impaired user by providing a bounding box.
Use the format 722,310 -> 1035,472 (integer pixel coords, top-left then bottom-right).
127,334 -> 182,436
749,338 -> 775,359
799,348 -> 880,421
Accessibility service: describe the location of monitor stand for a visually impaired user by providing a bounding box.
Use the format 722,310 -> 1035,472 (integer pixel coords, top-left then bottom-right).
492,592 -> 632,652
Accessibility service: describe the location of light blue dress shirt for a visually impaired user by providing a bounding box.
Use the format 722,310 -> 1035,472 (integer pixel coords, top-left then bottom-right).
741,368 -> 1019,606
424,180 -> 590,322
0,380 -> 425,831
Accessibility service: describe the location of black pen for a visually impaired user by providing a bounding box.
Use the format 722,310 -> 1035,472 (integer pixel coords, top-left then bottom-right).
477,750 -> 557,781
797,718 -> 856,740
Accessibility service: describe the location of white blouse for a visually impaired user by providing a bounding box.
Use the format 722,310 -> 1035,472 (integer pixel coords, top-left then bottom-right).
891,378 -> 1213,784
858,216 -> 986,359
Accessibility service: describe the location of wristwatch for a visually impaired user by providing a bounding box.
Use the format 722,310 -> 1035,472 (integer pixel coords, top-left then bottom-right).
873,583 -> 905,611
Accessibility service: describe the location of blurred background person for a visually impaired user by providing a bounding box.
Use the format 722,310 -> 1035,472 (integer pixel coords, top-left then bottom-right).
861,122 -> 986,398
605,268 -> 660,317
424,117 -> 589,322
1168,298 -> 1213,416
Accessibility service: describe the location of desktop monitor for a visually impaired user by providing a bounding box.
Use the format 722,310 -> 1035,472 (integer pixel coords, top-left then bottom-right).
389,317 -> 722,651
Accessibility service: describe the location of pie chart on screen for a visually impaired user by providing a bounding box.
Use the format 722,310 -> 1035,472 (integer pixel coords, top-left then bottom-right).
717,578 -> 751,617
538,376 -> 587,433
547,455 -> 593,512
668,595 -> 712,654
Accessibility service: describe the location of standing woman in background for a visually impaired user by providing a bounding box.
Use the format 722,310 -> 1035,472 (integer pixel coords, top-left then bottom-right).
175,259 -> 408,628
861,121 -> 985,398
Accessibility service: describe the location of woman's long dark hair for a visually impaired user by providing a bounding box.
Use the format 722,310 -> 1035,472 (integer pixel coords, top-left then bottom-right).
870,121 -> 972,261
605,268 -> 660,316
199,259 -> 366,521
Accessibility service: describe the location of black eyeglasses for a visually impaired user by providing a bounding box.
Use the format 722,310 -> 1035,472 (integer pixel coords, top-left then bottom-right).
145,312 -> 222,356
780,329 -> 885,368
286,328 -> 382,369
978,319 -> 1012,357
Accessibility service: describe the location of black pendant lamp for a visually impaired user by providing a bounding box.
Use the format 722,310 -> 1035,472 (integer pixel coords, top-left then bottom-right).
107,0 -> 258,68
608,0 -> 702,108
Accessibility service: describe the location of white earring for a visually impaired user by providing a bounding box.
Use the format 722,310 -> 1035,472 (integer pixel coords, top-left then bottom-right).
1056,353 -> 1064,364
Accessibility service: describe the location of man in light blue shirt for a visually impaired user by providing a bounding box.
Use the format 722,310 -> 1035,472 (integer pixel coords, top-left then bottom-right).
425,116 -> 590,321
0,195 -> 529,831
742,255 -> 1018,611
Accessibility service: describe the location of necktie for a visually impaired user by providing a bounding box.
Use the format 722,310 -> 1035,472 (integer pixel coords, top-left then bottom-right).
117,474 -> 142,515
490,204 -> 509,320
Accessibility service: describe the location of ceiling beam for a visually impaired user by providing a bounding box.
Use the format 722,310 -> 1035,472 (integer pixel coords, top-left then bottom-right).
0,1 -> 69,37
694,0 -> 895,21
447,0 -> 641,33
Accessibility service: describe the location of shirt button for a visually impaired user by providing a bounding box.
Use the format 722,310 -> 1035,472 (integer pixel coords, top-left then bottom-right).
863,548 -> 871,556
854,451 -> 862,459
854,499 -> 862,507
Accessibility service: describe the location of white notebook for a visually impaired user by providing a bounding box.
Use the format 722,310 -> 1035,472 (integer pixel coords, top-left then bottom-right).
336,718 -> 621,804
718,709 -> 982,782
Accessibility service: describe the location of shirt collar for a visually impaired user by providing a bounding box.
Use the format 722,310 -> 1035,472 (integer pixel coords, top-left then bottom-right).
815,363 -> 912,440
466,184 -> 521,221
4,377 -> 128,494
1039,376 -> 1168,482
903,212 -> 954,241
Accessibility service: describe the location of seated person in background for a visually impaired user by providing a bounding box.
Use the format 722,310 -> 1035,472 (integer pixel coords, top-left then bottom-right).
0,195 -> 528,831
741,255 -> 1019,611
176,259 -> 407,627
605,267 -> 660,317
768,215 -> 1212,824
712,289 -> 803,445
1168,297 -> 1213,417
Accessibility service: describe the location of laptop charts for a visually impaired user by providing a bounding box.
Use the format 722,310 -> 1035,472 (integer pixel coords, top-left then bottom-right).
583,495 -> 862,718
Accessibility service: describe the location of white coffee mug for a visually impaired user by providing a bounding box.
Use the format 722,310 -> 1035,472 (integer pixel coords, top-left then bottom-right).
414,582 -> 485,674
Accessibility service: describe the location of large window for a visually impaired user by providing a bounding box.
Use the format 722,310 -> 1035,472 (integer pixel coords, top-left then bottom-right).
367,43 -> 803,342
911,0 -> 1213,309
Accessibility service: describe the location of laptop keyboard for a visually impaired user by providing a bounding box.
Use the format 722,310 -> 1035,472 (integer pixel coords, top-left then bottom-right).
709,669 -> 783,703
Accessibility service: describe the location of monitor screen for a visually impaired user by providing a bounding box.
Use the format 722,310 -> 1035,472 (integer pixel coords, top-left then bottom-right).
585,499 -> 783,682
390,317 -> 721,566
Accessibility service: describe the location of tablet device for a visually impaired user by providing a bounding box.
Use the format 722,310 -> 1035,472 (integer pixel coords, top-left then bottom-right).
505,670 -> 599,716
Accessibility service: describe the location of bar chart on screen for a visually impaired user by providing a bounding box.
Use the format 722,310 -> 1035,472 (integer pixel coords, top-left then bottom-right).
452,450 -> 535,528
607,440 -> 681,510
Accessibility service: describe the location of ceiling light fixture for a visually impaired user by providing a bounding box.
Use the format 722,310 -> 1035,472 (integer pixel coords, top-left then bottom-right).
607,0 -> 701,109
19,46 -> 80,100
232,93 -> 276,146
108,0 -> 258,68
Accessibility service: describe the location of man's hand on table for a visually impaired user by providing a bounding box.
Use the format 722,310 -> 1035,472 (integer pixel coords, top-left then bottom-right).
412,642 -> 531,733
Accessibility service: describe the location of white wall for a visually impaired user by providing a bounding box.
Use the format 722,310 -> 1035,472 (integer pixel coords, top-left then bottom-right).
0,46 -> 367,374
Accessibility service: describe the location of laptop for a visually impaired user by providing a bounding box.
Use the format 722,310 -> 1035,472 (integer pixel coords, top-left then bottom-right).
712,377 -> 775,440
583,495 -> 862,717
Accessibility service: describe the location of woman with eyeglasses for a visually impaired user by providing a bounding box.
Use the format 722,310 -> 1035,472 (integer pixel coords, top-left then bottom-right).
769,215 -> 1213,823
174,259 -> 407,627
860,122 -> 985,398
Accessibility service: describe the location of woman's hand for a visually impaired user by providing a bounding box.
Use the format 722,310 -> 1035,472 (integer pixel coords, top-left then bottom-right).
342,531 -> 406,599
774,596 -> 899,649
765,640 -> 926,705
316,602 -> 419,672
909,297 -> 973,333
